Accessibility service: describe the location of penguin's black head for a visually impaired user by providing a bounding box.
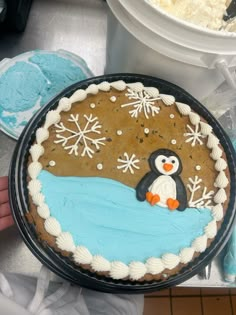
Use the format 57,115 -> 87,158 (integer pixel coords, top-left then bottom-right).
149,148 -> 183,176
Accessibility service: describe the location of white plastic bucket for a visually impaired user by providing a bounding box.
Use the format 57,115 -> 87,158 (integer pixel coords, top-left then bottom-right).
106,0 -> 236,100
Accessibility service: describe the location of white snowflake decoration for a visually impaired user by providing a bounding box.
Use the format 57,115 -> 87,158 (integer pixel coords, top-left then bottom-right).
184,124 -> 206,146
117,153 -> 140,174
54,114 -> 106,158
187,176 -> 214,209
121,88 -> 160,119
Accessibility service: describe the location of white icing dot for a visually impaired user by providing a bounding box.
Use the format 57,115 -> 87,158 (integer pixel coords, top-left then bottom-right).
171,139 -> 177,145
49,160 -> 56,167
90,103 -> 96,109
144,128 -> 149,135
170,114 -> 175,119
195,165 -> 201,171
117,130 -> 123,136
110,96 -> 117,103
97,163 -> 103,170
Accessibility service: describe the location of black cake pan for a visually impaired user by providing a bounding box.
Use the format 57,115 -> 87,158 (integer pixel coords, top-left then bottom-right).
9,74 -> 236,293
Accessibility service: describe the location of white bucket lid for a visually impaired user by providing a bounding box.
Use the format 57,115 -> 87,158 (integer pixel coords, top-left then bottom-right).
107,0 -> 236,69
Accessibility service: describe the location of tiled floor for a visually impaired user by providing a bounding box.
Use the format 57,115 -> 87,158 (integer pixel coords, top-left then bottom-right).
144,288 -> 236,314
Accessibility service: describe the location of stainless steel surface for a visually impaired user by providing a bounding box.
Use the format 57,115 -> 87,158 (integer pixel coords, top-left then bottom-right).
0,0 -> 6,19
197,263 -> 212,280
0,0 -> 233,288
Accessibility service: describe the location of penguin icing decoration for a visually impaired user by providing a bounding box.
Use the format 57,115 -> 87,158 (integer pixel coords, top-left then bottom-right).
136,149 -> 187,211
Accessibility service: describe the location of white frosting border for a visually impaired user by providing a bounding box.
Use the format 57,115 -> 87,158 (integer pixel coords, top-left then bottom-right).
28,80 -> 228,281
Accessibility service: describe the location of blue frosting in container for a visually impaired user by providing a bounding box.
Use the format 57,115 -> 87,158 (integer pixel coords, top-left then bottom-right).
0,61 -> 49,112
0,51 -> 91,137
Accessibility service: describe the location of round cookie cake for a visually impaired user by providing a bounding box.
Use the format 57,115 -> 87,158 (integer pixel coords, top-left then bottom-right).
12,75 -> 236,288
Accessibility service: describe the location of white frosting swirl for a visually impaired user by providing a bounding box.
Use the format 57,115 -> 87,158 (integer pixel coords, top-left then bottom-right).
160,94 -> 175,106
205,220 -> 217,239
86,84 -> 99,95
207,134 -> 220,149
44,110 -> 61,129
28,162 -> 42,179
36,128 -> 49,144
98,81 -> 111,92
126,82 -> 144,92
145,257 -> 164,274
30,144 -> 44,162
28,179 -> 41,195
215,171 -> 229,189
32,193 -> 45,206
73,246 -> 93,265
56,232 -> 76,252
144,87 -> 159,98
162,253 -> 180,269
214,188 -> 227,203
129,262 -> 147,280
212,204 -> 224,221
70,89 -> 87,103
37,204 -> 50,219
57,97 -> 72,112
189,112 -> 200,125
192,235 -> 207,253
175,102 -> 191,115
110,261 -> 129,280
199,122 -> 213,136
91,255 -> 111,272
215,158 -> 227,171
110,80 -> 126,91
179,248 -> 194,264
44,217 -> 61,237
210,146 -> 222,160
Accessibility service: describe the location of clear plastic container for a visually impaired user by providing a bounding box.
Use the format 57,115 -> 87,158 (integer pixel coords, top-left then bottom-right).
0,49 -> 93,139
106,0 -> 236,100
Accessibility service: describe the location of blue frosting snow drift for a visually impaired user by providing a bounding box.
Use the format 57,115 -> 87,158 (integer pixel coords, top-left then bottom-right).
39,170 -> 213,264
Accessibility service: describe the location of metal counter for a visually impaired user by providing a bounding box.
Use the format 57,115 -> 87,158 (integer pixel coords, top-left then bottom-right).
0,0 -> 233,288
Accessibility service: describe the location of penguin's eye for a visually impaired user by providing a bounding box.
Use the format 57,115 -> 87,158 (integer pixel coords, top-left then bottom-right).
162,159 -> 166,163
172,160 -> 175,164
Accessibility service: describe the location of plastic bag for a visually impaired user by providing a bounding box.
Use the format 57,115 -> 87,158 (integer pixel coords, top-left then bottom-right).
203,83 -> 236,282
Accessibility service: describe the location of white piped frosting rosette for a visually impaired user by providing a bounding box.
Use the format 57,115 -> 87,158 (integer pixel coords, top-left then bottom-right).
28,80 -> 229,281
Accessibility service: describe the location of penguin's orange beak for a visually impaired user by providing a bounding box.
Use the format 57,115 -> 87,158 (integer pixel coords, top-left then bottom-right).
163,163 -> 173,172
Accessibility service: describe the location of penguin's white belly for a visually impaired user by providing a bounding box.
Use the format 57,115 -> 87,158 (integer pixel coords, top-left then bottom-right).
148,175 -> 177,207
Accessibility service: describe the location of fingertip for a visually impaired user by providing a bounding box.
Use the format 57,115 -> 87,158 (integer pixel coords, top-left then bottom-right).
0,215 -> 14,231
0,176 -> 8,191
0,202 -> 11,217
0,189 -> 9,204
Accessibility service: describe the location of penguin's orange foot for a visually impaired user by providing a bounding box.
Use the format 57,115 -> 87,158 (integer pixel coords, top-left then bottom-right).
146,192 -> 160,206
151,194 -> 160,206
146,192 -> 153,203
167,198 -> 179,210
